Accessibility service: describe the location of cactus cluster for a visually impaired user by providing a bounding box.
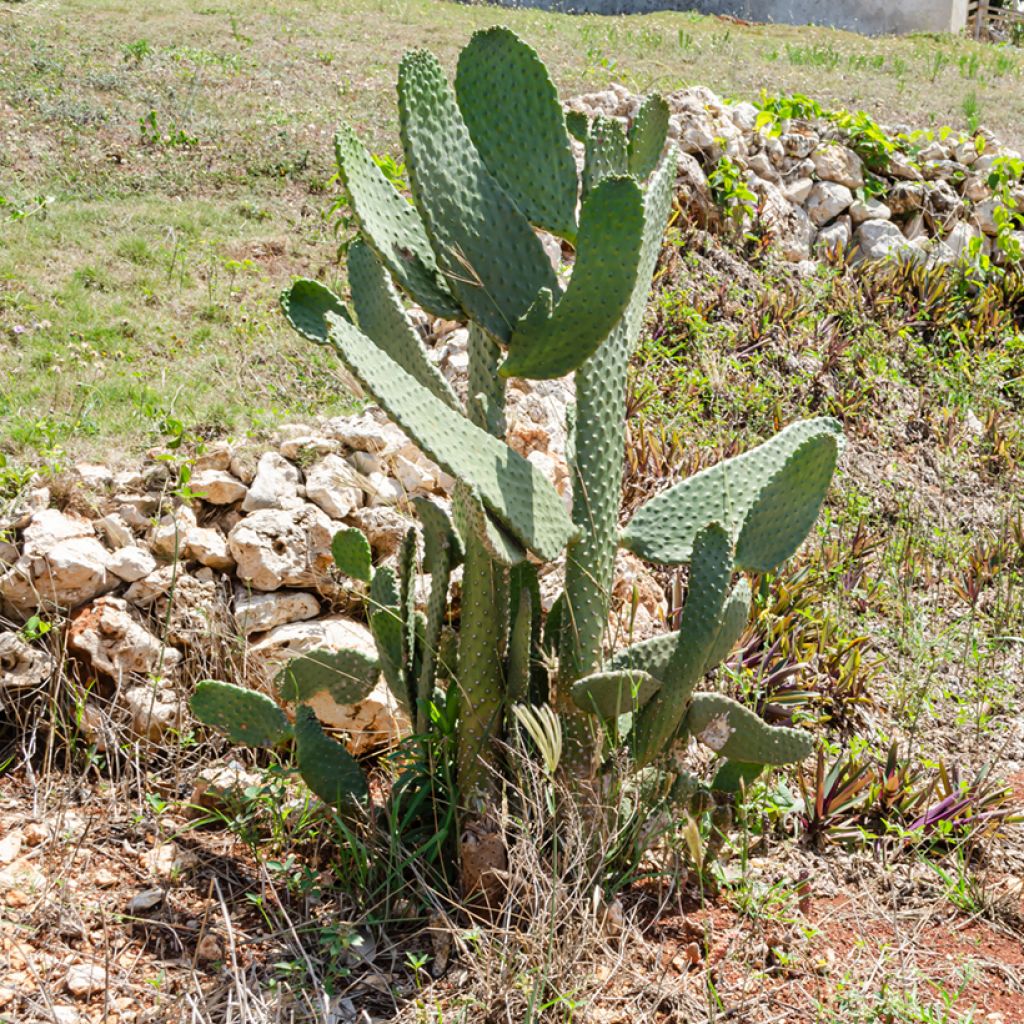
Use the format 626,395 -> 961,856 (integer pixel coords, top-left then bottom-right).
190,28 -> 843,887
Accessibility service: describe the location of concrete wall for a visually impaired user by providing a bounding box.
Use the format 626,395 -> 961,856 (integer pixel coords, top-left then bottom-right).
489,0 -> 969,35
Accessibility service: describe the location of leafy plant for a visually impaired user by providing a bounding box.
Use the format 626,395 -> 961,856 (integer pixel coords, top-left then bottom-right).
191,29 -> 841,897
708,154 -> 757,226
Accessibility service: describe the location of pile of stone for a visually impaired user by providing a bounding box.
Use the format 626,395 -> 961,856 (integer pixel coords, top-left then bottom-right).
568,84 -> 1024,269
0,326 -> 665,757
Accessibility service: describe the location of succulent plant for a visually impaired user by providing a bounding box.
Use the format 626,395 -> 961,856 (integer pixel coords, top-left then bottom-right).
192,28 -> 843,893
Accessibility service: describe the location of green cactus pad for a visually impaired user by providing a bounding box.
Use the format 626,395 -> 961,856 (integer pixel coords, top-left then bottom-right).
583,115 -> 628,196
294,705 -> 368,810
506,586 -> 533,707
628,94 -> 670,180
566,110 -> 589,143
735,431 -> 843,572
621,418 -> 843,566
633,523 -> 732,767
398,527 -> 418,680
468,323 -> 507,437
335,123 -> 460,318
191,680 -> 291,748
398,49 -> 558,343
455,27 -> 578,241
452,483 -> 527,566
703,578 -> 751,674
414,496 -> 464,575
280,279 -> 351,345
682,693 -> 813,765
323,313 -> 576,561
370,608 -> 408,715
710,759 -> 764,794
609,632 -> 675,678
369,564 -> 399,611
500,176 -> 645,381
572,669 -> 661,720
277,648 -> 380,706
348,240 -> 460,409
332,527 -> 373,584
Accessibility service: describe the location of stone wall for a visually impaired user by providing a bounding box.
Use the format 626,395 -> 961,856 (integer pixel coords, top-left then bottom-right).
486,0 -> 969,35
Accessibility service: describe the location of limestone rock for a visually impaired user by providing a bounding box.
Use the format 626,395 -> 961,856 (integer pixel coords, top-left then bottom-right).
228,504 -> 334,591
95,512 -> 135,549
149,506 -> 198,560
188,762 -> 262,819
279,435 -> 341,461
107,545 -> 157,583
815,216 -> 852,257
241,452 -> 303,512
66,964 -> 106,999
234,589 -> 321,635
609,550 -> 667,644
0,631 -> 55,690
757,181 -> 816,261
849,198 -> 891,224
153,574 -> 221,648
325,410 -> 407,453
305,454 -> 365,519
194,444 -> 232,472
249,615 -> 408,755
123,565 -> 177,608
186,526 -> 234,571
810,144 -> 864,189
68,596 -> 180,680
805,181 -> 853,227
75,463 -> 113,490
191,469 -> 248,506
0,510 -> 113,614
346,506 -> 410,559
123,683 -> 181,741
853,220 -> 921,263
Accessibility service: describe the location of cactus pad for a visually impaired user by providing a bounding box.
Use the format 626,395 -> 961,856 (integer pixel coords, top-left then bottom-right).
332,527 -> 373,584
348,240 -> 460,409
277,648 -> 380,706
294,705 -> 368,810
335,123 -> 460,318
702,578 -> 751,673
632,523 -> 732,767
609,632 -> 676,678
191,680 -> 291,747
628,94 -> 670,180
621,418 -> 843,566
682,692 -> 813,765
280,279 -> 350,345
398,49 -> 558,343
572,669 -> 662,720
455,27 -> 578,240
583,115 -> 628,195
323,312 -> 576,561
500,176 -> 645,381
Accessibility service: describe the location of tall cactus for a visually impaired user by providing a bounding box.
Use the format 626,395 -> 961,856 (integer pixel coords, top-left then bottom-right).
192,29 -> 842,894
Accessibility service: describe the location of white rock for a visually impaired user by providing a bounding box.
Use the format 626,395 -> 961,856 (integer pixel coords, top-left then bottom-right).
782,177 -> 814,205
0,631 -> 55,690
728,100 -> 758,132
849,198 -> 892,224
0,538 -> 18,567
153,574 -> 221,648
0,517 -> 114,613
194,443 -> 232,472
974,197 -> 1003,237
954,140 -> 979,166
325,410 -> 407,453
917,140 -> 950,162
279,435 -> 340,461
52,1007 -> 81,1024
123,684 -> 181,741
186,526 -> 234,571
781,130 -> 818,159
68,596 -> 180,680
191,469 -> 248,506
276,422 -> 314,440
248,616 -> 408,755
346,506 -> 410,559
963,174 -> 991,203
234,589 -> 321,635
66,963 -> 106,999
853,220 -> 921,263
946,220 -> 983,260
887,151 -> 923,181
810,144 -> 864,189
241,452 -> 303,512
75,463 -> 113,489
815,216 -> 852,256
365,473 -> 405,507
348,450 -> 384,477
116,502 -> 152,531
113,468 -> 144,490
107,545 -> 157,582
756,181 -> 815,261
747,152 -> 780,183
149,506 -> 198,560
123,565 -> 177,608
228,504 -> 334,591
305,454 -> 365,519
95,512 -> 135,549
805,181 -> 853,227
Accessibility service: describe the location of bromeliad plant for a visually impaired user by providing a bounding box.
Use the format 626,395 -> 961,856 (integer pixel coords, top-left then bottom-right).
191,28 -> 843,896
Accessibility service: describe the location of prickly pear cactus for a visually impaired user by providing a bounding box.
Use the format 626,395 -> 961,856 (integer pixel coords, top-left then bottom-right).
261,26 -> 843,879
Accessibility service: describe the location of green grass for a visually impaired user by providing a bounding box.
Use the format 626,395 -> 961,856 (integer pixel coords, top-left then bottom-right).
2,0 -> 1024,463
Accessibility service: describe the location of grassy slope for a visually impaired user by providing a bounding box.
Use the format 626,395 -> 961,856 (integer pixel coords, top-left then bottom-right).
2,0 -> 1024,465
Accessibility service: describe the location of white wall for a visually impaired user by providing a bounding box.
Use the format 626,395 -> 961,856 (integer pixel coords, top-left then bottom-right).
497,0 -> 969,35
